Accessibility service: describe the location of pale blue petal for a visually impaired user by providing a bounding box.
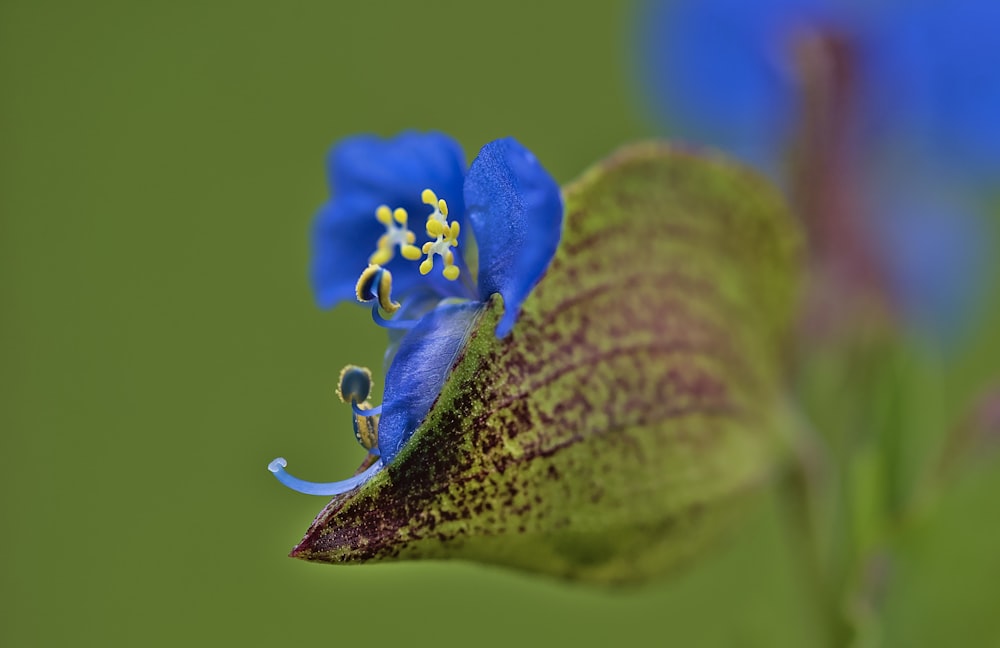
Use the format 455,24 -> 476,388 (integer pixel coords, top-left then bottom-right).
376,301 -> 487,463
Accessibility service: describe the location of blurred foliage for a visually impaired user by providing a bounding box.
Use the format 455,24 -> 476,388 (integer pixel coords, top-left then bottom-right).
2,1 -> 1000,647
633,0 -> 1000,645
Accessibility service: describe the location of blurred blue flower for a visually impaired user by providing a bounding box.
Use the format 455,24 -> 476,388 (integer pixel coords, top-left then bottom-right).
636,0 -> 998,341
269,132 -> 563,495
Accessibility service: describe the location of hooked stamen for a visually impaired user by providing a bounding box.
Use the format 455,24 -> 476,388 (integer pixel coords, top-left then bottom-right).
267,457 -> 383,496
355,264 -> 400,314
356,264 -> 423,330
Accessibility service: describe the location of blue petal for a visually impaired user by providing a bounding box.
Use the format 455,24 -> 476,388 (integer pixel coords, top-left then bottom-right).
380,286 -> 450,369
376,301 -> 487,464
464,137 -> 563,338
865,1 -> 1000,180
311,131 -> 472,308
871,176 -> 993,346
311,196 -> 390,308
636,0 -> 833,172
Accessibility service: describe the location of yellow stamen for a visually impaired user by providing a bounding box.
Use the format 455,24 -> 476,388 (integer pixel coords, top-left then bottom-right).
369,204 -> 416,267
414,187 -> 463,282
368,189 -> 463,284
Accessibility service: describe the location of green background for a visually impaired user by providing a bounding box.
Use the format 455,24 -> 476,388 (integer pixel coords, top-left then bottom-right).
3,1 -> 998,646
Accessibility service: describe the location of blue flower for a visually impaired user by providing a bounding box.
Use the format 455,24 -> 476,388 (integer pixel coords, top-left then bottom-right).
635,0 -> 998,341
269,133 -> 563,495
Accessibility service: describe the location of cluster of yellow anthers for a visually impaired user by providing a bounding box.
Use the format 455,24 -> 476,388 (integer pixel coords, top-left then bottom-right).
369,206 -> 422,266
367,188 -> 461,282
418,189 -> 461,281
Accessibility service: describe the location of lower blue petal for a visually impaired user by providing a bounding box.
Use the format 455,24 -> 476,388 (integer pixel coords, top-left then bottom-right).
464,137 -> 562,338
376,301 -> 487,464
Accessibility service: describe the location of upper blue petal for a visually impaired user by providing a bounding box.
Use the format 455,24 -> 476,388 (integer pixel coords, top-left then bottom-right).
636,0 -> 833,172
463,137 -> 563,338
376,301 -> 488,464
311,131 -> 471,309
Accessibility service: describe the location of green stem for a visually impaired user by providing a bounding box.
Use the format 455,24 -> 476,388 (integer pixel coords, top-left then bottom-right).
779,448 -> 854,647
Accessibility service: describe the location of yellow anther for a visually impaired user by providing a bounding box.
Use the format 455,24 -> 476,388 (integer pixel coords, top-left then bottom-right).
419,258 -> 433,275
421,188 -> 438,205
405,231 -> 416,244
401,244 -> 422,261
369,247 -> 392,266
438,199 -> 448,217
445,250 -> 454,265
422,241 -> 433,254
448,221 -> 460,243
393,207 -> 408,225
376,205 -> 393,225
443,265 -> 460,281
426,218 -> 445,237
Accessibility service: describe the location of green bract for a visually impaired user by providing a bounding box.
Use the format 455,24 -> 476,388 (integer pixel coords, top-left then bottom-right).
287,143 -> 801,585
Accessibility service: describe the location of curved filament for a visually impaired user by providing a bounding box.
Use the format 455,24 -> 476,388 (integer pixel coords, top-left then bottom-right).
353,402 -> 383,417
267,457 -> 383,496
372,304 -> 418,330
